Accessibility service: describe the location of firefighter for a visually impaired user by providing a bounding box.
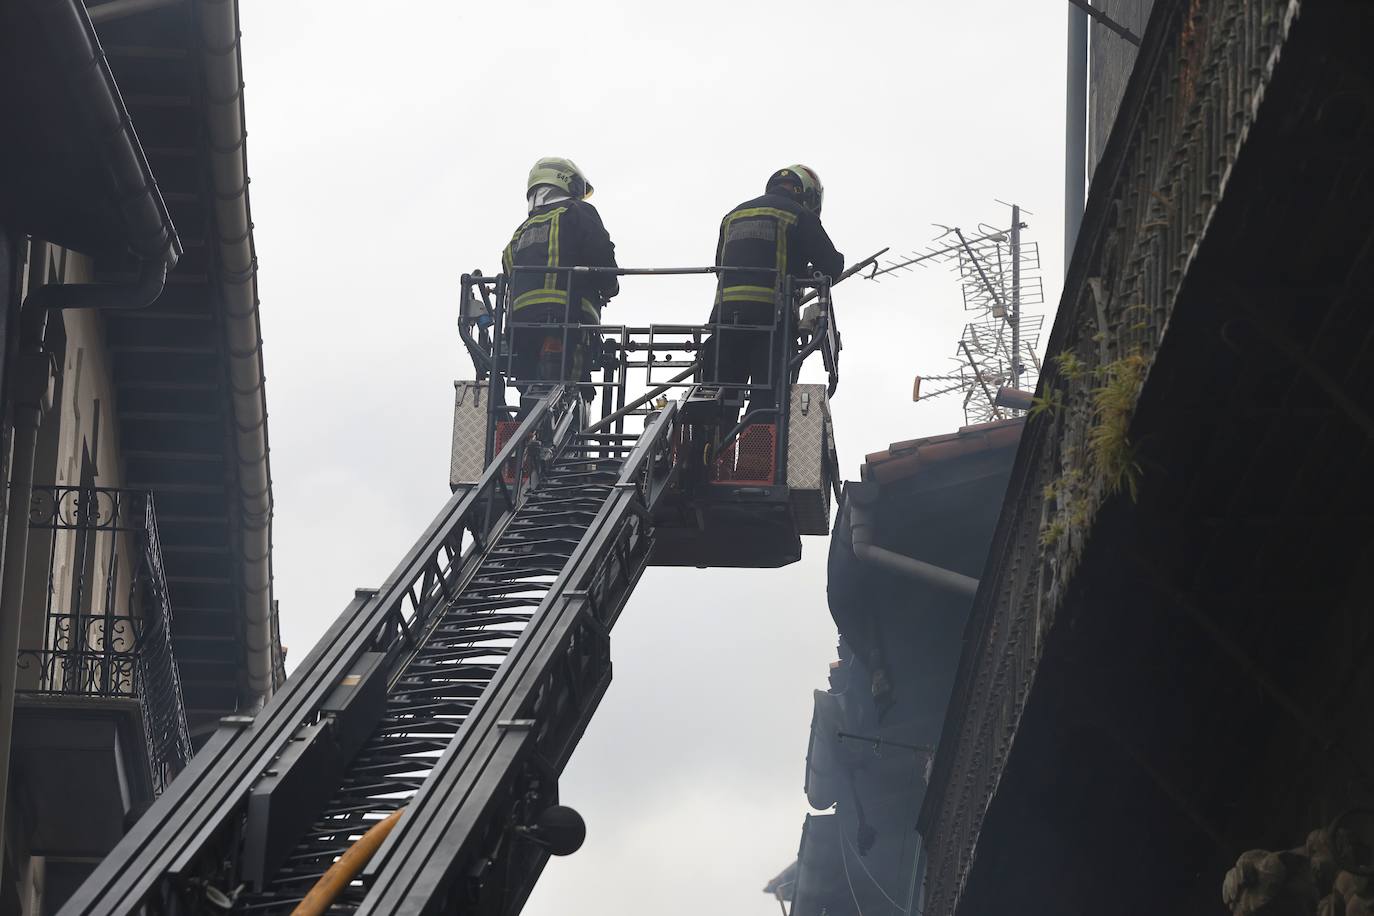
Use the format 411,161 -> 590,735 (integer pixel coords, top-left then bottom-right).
502,157 -> 619,411
707,165 -> 843,424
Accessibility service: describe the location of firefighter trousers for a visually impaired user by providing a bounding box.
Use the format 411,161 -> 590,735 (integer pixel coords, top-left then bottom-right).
704,302 -> 778,426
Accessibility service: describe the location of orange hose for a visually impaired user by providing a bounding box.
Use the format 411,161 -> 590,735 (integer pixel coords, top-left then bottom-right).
290,808 -> 403,916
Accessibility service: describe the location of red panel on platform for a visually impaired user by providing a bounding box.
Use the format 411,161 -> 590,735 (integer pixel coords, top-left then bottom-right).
712,424 -> 777,485
494,420 -> 524,483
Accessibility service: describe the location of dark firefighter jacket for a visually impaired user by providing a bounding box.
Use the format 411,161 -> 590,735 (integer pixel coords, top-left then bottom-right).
714,192 -> 844,309
502,199 -> 619,321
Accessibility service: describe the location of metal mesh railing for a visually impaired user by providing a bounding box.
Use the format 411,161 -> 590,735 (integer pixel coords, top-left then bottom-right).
712,424 -> 778,485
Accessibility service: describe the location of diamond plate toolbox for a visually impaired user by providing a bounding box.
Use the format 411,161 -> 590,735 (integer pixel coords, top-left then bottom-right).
450,380 -> 489,490
786,383 -> 835,535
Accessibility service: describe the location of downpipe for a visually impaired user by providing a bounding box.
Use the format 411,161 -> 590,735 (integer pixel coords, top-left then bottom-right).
19,257 -> 169,317
847,487 -> 980,600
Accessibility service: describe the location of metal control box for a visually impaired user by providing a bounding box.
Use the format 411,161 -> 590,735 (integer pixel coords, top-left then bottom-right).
450,380 -> 490,491
786,383 -> 836,535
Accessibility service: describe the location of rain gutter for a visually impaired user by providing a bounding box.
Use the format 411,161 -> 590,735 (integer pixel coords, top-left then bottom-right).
847,485 -> 980,599
197,0 -> 275,702
17,0 -> 181,268
87,0 -> 184,26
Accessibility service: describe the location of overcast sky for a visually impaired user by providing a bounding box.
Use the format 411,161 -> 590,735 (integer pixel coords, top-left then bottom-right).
239,2 -> 1068,912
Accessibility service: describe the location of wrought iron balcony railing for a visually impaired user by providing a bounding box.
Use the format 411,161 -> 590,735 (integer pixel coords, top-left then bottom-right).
17,486 -> 194,794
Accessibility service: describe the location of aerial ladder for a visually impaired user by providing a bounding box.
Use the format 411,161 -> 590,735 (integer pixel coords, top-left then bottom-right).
59,263 -> 850,916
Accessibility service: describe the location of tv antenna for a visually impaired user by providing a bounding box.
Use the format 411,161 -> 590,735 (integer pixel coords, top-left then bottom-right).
870,202 -> 1043,424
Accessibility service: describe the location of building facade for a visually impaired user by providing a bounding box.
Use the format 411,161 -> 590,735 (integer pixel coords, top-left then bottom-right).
920,1 -> 1374,914
766,420 -> 1023,916
0,1 -> 278,911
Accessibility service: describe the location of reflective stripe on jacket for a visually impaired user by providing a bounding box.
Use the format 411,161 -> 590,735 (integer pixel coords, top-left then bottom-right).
714,192 -> 844,309
502,199 -> 619,322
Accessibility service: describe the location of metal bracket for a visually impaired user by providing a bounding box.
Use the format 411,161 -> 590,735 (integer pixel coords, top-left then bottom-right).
1066,0 -> 1143,45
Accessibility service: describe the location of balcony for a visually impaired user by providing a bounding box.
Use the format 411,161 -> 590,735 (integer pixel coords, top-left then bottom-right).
12,486 -> 192,859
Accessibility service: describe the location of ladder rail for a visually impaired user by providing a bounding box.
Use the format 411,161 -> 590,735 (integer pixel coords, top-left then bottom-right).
359,402 -> 682,915
59,388 -> 583,916
237,424 -> 622,907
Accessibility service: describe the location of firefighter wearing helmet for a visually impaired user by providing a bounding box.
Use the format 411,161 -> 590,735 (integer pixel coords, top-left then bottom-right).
707,164 -> 843,424
502,157 -> 619,412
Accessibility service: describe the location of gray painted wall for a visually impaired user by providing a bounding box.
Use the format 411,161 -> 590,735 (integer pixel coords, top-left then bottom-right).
1089,0 -> 1156,177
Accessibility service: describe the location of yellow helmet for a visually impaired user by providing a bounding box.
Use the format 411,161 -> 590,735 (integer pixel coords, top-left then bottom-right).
766,164 -> 824,214
527,157 -> 593,199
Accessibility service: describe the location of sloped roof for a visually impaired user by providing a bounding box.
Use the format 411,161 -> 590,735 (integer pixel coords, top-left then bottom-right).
861,417 -> 1025,486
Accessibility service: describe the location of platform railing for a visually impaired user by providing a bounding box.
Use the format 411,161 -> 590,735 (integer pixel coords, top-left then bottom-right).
459,266 -> 837,486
